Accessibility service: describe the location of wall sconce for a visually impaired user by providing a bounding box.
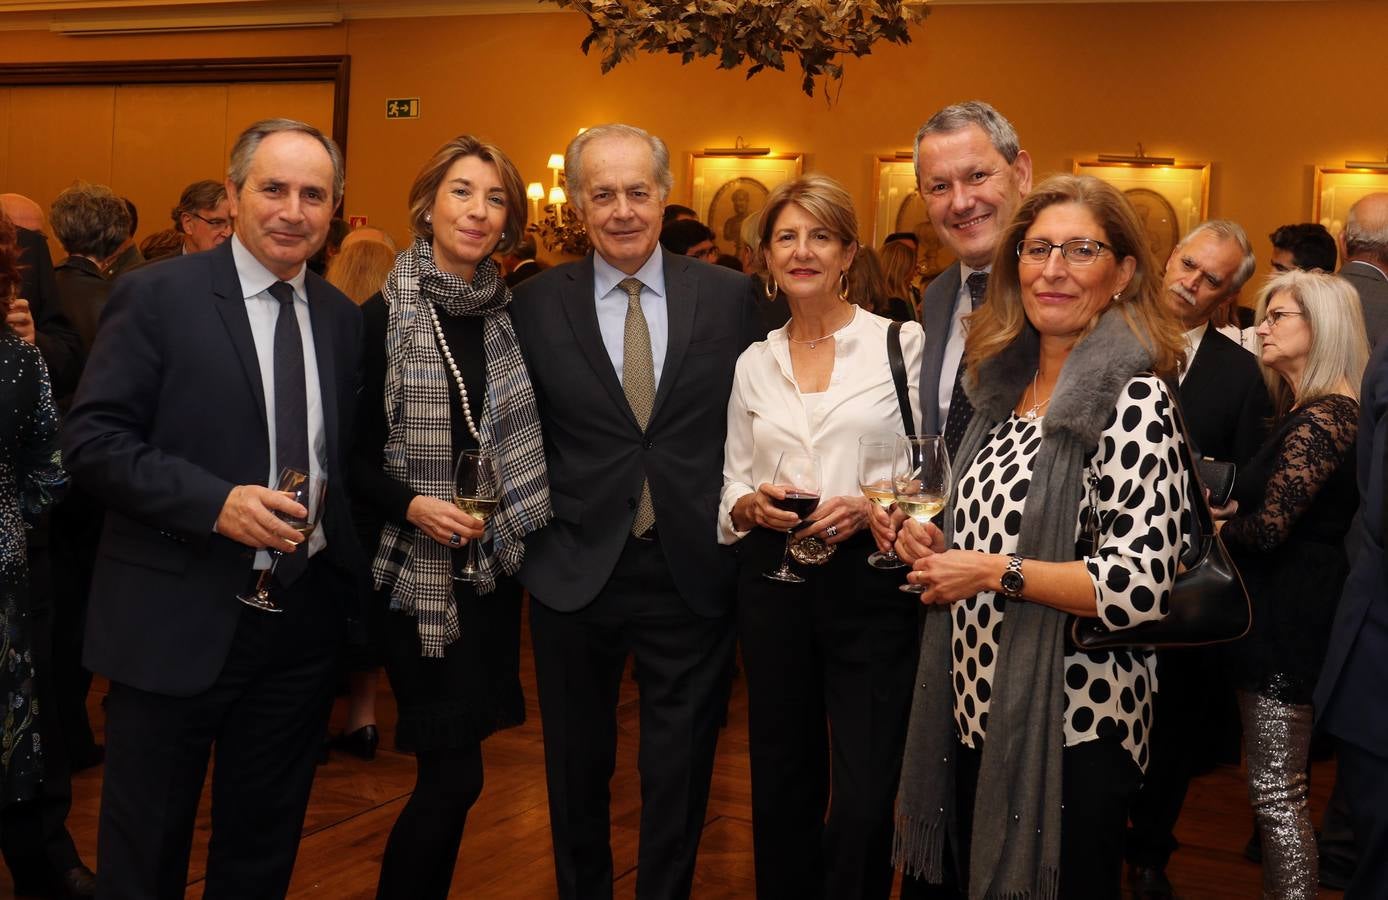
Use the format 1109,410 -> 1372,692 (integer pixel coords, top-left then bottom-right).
526,182 -> 545,225
1097,143 -> 1176,167
702,136 -> 770,157
1344,151 -> 1388,171
530,164 -> 589,255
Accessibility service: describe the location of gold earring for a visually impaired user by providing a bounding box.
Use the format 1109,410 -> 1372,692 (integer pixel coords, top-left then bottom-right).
838,272 -> 850,302
764,277 -> 778,301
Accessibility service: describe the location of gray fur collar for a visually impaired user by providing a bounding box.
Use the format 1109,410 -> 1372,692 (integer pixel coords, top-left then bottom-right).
965,307 -> 1154,451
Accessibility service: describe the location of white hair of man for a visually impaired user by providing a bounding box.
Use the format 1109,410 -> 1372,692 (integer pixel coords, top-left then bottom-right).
563,123 -> 673,211
1178,219 -> 1258,293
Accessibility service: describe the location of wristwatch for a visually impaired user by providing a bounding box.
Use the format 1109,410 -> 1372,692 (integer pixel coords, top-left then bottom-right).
1000,554 -> 1025,598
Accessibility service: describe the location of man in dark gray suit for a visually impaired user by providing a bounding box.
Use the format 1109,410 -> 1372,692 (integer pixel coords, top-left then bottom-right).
911,101 -> 1032,458
1338,192 -> 1388,348
510,123 -> 760,900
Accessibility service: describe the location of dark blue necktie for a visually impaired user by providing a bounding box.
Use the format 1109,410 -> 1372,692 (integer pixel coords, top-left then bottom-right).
269,280 -> 310,581
943,271 -> 988,461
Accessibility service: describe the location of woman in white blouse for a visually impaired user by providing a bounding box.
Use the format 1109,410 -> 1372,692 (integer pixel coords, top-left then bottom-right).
891,176 -> 1189,899
720,173 -> 924,899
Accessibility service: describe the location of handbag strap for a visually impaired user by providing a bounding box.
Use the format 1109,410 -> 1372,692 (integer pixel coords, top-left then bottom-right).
1164,381 -> 1216,565
887,321 -> 915,437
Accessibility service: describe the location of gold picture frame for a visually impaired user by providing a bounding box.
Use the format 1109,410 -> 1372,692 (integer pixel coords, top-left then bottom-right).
1313,167 -> 1388,238
1073,160 -> 1211,265
686,152 -> 803,256
871,155 -> 952,277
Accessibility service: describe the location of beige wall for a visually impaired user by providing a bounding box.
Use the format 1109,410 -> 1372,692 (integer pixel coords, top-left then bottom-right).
1,0 -> 1383,290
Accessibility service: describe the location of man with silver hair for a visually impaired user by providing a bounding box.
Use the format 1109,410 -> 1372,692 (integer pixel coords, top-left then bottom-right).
171,178 -> 233,255
1338,192 -> 1388,347
511,122 -> 760,899
910,100 -> 1032,460
63,117 -> 361,898
1126,219 -> 1271,899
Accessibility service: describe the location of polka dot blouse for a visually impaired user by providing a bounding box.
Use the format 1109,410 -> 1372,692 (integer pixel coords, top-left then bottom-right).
949,375 -> 1188,771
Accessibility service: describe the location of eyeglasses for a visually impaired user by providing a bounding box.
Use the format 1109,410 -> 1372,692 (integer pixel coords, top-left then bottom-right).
190,212 -> 231,231
1263,309 -> 1304,328
1016,238 -> 1110,266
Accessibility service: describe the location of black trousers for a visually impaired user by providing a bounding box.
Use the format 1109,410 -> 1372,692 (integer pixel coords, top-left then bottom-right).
95,565 -> 342,900
1335,740 -> 1388,900
903,737 -> 1142,900
736,529 -> 919,900
529,534 -> 734,900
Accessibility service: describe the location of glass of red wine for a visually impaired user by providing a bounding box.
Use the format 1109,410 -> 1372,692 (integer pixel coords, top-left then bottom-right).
763,450 -> 823,584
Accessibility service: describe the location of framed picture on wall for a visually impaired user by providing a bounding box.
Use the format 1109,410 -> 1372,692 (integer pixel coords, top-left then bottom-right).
1073,160 -> 1210,266
870,156 -> 953,277
686,153 -> 803,256
1313,167 -> 1388,238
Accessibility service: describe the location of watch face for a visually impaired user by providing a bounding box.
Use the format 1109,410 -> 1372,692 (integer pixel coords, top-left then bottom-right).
1001,569 -> 1024,595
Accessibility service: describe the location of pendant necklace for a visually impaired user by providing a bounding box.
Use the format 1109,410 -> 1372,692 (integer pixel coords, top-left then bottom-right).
787,306 -> 855,350
1023,368 -> 1053,421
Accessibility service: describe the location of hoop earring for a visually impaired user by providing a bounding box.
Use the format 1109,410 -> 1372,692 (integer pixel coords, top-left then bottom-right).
764,277 -> 778,301
839,271 -> 850,302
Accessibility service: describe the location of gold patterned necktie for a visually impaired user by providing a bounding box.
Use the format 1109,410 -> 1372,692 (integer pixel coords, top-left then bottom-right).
619,277 -> 656,536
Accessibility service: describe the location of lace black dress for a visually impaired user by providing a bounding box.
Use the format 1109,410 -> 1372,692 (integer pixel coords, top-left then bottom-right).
1221,394 -> 1359,705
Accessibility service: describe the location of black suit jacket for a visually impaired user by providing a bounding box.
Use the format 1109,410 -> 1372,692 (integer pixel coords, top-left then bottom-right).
61,240 -> 362,697
1340,261 -> 1388,349
510,251 -> 760,616
54,254 -> 110,353
16,226 -> 84,404
1315,335 -> 1388,753
1179,326 -> 1270,466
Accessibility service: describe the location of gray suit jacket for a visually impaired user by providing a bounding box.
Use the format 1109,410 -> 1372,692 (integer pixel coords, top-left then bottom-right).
510,251 -> 761,616
1340,260 -> 1388,349
918,263 -> 964,436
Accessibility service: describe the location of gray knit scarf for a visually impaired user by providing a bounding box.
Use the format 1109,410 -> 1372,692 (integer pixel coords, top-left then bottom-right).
894,308 -> 1155,899
372,237 -> 551,658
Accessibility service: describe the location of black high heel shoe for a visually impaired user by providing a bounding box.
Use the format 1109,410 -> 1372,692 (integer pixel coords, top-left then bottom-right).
329,724 -> 379,761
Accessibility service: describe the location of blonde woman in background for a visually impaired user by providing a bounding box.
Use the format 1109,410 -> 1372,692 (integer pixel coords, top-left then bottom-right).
880,239 -> 919,322
326,237 -> 396,304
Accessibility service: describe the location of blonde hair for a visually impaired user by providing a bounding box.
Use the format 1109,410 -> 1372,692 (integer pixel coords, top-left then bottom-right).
879,240 -> 918,319
1253,270 -> 1368,416
326,239 -> 396,304
965,174 -> 1184,378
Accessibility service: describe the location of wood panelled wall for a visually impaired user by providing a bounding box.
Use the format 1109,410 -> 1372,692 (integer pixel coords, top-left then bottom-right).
0,0 -> 1382,288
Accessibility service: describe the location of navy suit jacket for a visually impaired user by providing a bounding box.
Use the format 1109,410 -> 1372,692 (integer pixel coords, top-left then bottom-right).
918,263 -> 964,437
510,250 -> 760,616
61,241 -> 362,697
1316,335 -> 1388,753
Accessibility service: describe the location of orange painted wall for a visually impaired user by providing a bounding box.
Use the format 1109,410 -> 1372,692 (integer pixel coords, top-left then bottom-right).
2,0 -> 1385,286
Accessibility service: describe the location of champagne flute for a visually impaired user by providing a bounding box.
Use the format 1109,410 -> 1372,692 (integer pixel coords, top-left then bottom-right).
453,449 -> 500,583
858,433 -> 907,570
237,467 -> 328,612
894,436 -> 951,595
763,451 -> 822,584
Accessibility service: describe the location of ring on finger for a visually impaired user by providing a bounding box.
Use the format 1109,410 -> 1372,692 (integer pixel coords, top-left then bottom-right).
448,532 -> 462,546
826,524 -> 839,538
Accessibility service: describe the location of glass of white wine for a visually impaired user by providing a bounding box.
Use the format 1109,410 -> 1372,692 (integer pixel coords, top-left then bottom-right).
893,435 -> 951,595
237,467 -> 327,612
453,449 -> 500,583
858,433 -> 907,570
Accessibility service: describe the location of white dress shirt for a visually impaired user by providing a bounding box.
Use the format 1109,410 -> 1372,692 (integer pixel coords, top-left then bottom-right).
230,235 -> 328,566
938,262 -> 988,430
593,249 -> 669,387
719,307 -> 925,543
1179,321 -> 1209,385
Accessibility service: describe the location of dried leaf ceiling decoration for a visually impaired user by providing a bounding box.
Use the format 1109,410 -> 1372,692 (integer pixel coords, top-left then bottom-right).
544,0 -> 931,98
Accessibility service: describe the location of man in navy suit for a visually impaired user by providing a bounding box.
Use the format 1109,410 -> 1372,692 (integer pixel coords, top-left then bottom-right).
62,118 -> 362,900
511,123 -> 759,899
1315,333 -> 1388,898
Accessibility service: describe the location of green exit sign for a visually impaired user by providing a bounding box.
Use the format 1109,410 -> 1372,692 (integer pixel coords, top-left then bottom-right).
386,98 -> 419,119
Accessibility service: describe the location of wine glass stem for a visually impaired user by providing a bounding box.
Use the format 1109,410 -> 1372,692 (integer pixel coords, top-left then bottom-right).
778,529 -> 795,572
465,537 -> 480,574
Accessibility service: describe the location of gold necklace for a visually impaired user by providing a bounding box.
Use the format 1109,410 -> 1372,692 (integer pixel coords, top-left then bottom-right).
787,306 -> 854,350
1023,368 -> 1053,420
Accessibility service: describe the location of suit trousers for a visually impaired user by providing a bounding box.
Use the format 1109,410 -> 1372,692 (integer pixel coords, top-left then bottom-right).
736,529 -> 919,900
95,563 -> 343,900
1333,740 -> 1388,900
902,736 -> 1141,900
529,533 -> 735,900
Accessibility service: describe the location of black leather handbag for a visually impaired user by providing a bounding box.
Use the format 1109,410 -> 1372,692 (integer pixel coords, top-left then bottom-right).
1069,392 -> 1251,650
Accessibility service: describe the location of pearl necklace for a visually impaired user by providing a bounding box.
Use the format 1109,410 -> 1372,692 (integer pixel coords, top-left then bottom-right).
786,306 -> 855,350
427,304 -> 483,445
1023,369 -> 1053,421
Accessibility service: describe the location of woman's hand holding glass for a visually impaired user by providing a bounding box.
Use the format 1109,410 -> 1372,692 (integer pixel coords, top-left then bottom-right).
798,494 -> 871,546
406,494 -> 486,547
731,483 -> 804,533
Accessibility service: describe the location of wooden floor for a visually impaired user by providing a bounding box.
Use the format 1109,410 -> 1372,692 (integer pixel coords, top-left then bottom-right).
0,605 -> 1348,899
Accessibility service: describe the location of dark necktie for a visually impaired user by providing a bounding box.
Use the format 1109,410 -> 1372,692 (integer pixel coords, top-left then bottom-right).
269,280 -> 310,579
618,277 -> 656,537
943,271 -> 988,461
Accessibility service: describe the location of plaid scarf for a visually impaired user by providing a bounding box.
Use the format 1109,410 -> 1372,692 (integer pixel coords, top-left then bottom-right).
371,237 -> 551,658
